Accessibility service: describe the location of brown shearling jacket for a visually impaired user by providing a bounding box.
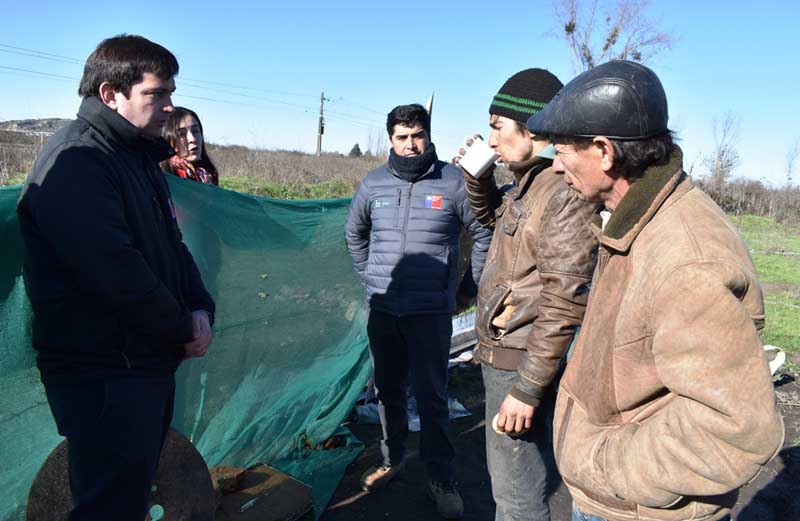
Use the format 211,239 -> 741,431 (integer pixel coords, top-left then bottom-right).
555,147 -> 784,521
464,157 -> 600,406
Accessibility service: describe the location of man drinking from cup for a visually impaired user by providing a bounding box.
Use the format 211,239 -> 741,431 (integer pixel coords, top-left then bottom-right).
456,68 -> 599,521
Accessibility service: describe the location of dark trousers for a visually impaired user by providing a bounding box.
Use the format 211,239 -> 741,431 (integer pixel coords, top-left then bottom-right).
366,309 -> 455,483
43,375 -> 176,521
483,364 -> 558,521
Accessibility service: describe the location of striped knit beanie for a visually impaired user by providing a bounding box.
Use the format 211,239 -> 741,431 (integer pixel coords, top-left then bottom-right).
489,68 -> 563,123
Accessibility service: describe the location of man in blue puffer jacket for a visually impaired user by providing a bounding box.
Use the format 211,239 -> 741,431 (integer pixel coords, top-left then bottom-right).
345,103 -> 492,519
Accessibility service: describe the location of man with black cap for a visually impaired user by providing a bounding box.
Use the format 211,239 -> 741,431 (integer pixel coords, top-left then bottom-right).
456,69 -> 599,521
526,60 -> 783,521
345,103 -> 492,519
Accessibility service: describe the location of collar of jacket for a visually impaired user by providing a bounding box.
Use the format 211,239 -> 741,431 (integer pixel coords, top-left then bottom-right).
600,145 -> 689,253
387,142 -> 438,182
77,96 -> 174,162
508,155 -> 552,200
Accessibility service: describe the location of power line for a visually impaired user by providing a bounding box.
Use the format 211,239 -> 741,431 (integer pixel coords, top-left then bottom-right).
0,48 -> 83,66
179,81 -> 321,113
0,43 -> 318,99
0,65 -> 375,130
178,77 -> 318,99
330,96 -> 384,115
0,65 -> 375,129
0,43 -> 83,65
0,65 -> 78,82
172,95 -> 373,128
324,109 -> 378,127
0,43 -> 384,127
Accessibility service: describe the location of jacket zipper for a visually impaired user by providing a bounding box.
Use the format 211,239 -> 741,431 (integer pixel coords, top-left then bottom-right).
394,188 -> 402,227
399,182 -> 413,253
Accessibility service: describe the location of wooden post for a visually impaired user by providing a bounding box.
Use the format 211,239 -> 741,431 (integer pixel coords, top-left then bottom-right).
316,92 -> 325,157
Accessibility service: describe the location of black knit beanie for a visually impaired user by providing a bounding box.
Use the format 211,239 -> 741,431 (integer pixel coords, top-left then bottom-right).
489,68 -> 563,123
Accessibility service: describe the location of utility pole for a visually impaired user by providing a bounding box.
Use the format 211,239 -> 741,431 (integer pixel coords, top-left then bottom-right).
316,91 -> 325,157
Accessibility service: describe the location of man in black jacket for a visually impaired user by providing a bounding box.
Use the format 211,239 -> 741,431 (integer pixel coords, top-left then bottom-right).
17,35 -> 214,521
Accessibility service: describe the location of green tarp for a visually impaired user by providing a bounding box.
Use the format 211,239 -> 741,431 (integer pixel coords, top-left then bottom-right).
0,177 -> 372,520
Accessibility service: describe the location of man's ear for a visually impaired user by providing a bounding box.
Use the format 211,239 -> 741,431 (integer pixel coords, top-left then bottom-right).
98,82 -> 120,110
593,136 -> 616,174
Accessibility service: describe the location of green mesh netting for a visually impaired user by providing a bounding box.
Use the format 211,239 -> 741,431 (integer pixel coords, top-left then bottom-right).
0,177 -> 372,520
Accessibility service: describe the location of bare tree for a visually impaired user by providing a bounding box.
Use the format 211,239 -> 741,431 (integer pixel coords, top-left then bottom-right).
367,126 -> 388,159
703,113 -> 741,196
686,150 -> 703,177
786,138 -> 799,188
552,0 -> 674,72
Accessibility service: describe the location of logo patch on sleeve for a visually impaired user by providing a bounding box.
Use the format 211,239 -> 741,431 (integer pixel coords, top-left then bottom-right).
425,194 -> 443,210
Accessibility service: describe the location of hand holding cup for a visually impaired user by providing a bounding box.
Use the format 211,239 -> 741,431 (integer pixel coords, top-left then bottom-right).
456,134 -> 497,179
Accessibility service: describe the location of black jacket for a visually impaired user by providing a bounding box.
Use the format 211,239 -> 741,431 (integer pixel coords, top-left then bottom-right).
17,97 -> 215,382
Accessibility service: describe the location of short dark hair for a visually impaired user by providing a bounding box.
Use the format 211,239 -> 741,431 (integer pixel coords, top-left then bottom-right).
78,34 -> 179,98
552,132 -> 675,180
386,104 -> 430,137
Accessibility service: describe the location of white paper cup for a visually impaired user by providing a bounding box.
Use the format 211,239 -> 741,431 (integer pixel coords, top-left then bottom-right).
491,413 -> 504,434
460,136 -> 498,178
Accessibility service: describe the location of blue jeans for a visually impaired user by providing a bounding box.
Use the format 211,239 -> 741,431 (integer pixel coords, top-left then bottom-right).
571,503 -> 732,521
367,309 -> 455,483
483,364 -> 558,521
571,503 -> 605,521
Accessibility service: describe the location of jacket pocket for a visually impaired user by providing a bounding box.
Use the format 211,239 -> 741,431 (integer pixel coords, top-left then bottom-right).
477,284 -> 512,340
502,202 -> 523,236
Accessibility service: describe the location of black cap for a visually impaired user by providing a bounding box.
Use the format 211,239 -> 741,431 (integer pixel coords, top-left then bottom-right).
526,60 -> 668,141
489,68 -> 563,123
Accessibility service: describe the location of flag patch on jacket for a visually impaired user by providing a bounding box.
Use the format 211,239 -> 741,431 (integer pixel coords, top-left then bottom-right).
425,194 -> 443,210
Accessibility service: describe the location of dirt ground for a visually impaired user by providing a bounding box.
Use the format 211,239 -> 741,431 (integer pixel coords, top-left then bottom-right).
321,356 -> 800,521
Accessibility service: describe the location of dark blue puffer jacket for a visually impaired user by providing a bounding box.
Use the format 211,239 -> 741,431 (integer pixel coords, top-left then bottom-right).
345,158 -> 492,316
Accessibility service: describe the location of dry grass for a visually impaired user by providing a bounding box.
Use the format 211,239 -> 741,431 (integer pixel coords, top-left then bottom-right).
207,144 -> 385,198
207,144 -> 385,186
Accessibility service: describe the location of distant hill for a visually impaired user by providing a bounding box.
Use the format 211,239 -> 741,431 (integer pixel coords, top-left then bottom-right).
0,118 -> 71,134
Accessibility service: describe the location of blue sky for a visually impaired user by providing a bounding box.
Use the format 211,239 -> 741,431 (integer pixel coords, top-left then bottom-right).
1,0 -> 797,185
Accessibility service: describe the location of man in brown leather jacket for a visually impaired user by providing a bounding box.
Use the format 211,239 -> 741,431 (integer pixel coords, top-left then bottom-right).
527,60 -> 784,521
457,68 -> 600,521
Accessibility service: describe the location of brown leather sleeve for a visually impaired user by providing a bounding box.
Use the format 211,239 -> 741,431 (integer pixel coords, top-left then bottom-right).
462,169 -> 503,228
512,188 -> 599,405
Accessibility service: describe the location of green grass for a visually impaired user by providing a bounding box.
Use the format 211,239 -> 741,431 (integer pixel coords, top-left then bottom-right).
751,254 -> 800,286
731,215 -> 800,354
732,215 -> 800,253
763,293 -> 800,351
219,176 -> 354,200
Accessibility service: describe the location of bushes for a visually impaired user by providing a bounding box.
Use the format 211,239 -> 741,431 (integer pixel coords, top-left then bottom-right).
697,177 -> 800,225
